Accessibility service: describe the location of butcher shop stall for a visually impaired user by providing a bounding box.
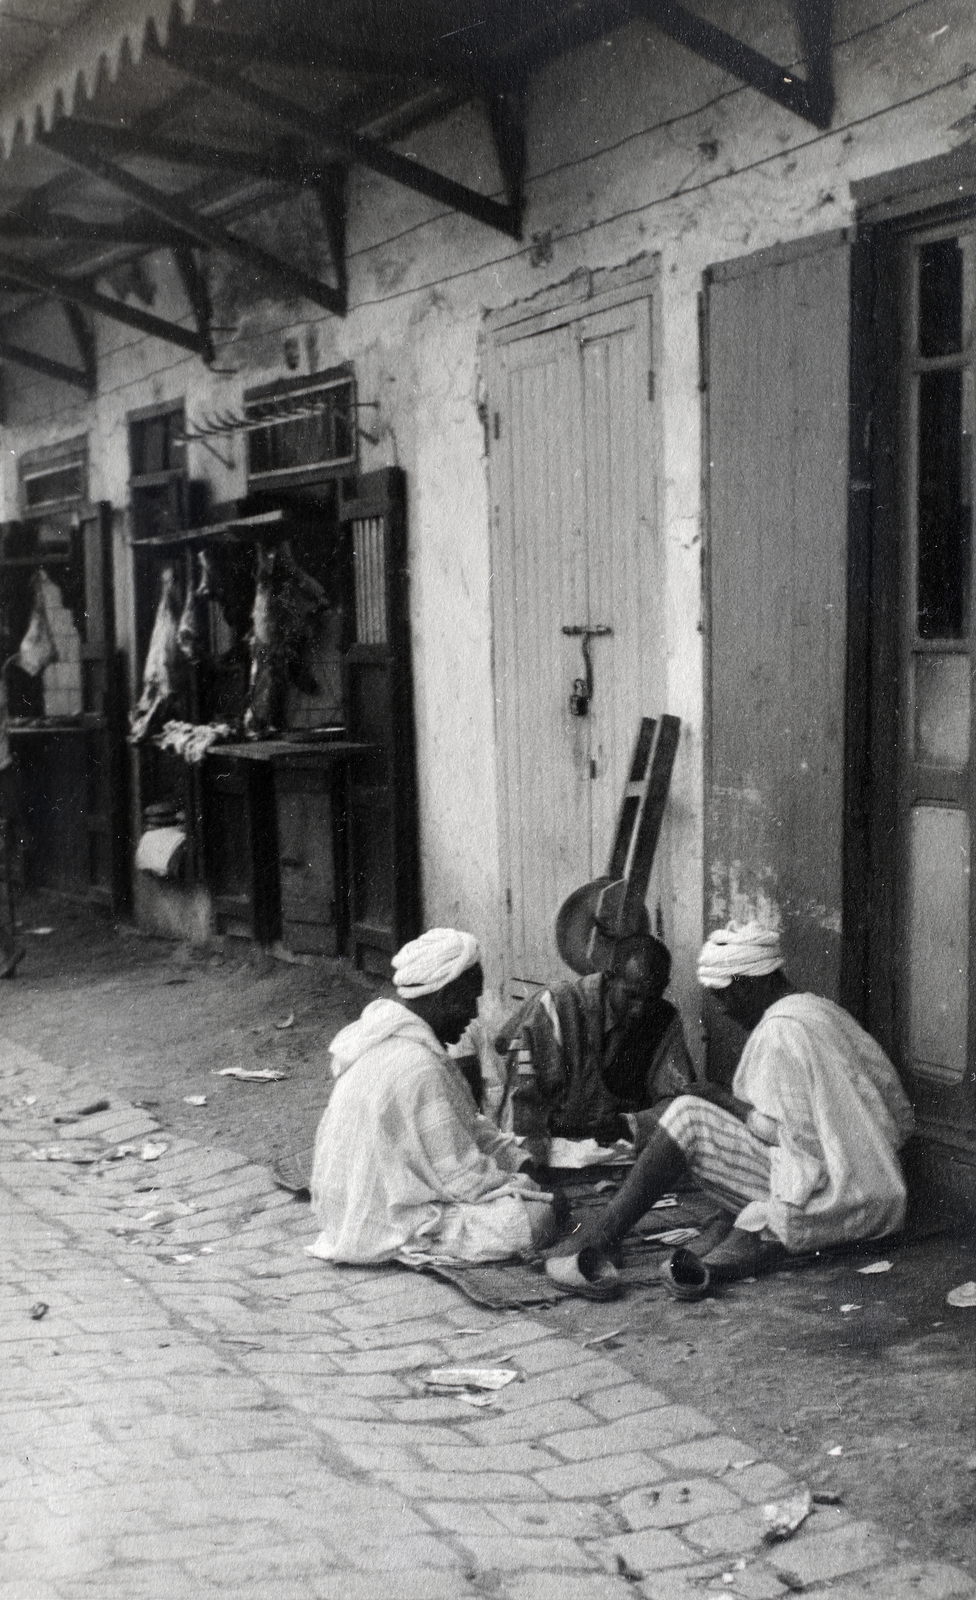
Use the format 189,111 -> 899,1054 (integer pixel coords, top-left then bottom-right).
126,374 -> 419,973
2,372 -> 420,974
0,439 -> 125,917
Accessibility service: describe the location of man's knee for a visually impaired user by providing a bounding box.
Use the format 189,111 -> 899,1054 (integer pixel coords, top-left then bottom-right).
658,1093 -> 706,1140
657,1092 -> 739,1161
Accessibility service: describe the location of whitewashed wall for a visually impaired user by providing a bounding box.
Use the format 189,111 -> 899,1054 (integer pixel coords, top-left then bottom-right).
1,0 -> 974,1016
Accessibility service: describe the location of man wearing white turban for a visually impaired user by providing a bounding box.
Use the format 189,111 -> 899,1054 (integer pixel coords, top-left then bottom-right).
309,929 -> 555,1265
547,920 -> 915,1292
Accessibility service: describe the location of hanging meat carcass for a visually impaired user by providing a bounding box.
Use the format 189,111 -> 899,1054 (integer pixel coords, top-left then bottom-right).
129,565 -> 182,744
243,542 -> 328,738
243,545 -> 280,737
15,571 -> 58,678
177,549 -> 217,663
278,541 -> 329,695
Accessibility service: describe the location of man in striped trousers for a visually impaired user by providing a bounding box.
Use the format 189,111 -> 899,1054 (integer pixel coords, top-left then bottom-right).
547,922 -> 914,1291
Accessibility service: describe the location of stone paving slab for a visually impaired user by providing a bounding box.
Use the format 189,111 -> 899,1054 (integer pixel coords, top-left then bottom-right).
1,1034 -> 974,1600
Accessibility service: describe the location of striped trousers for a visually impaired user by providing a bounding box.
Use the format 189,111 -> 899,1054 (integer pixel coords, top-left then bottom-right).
658,1095 -> 772,1214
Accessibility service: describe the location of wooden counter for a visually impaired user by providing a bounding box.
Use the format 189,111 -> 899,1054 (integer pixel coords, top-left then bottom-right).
212,738 -> 372,763
202,739 -> 371,952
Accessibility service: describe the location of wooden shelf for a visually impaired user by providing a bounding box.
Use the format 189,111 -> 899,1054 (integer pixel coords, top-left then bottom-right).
0,554 -> 73,568
9,721 -> 92,737
212,739 -> 372,763
130,509 -> 286,548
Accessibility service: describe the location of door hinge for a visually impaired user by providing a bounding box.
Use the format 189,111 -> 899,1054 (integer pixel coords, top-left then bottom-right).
648,369 -> 655,402
493,411 -> 501,440
697,289 -> 709,393
505,887 -> 512,913
590,758 -> 597,780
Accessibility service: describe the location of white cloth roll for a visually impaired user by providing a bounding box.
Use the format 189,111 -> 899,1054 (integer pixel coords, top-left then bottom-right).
134,827 -> 186,879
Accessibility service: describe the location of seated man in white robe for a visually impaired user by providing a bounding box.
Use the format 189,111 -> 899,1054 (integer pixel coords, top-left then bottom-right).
547,921 -> 915,1292
309,928 -> 555,1265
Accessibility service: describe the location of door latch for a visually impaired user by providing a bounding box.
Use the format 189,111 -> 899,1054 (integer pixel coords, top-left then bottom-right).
562,625 -> 612,717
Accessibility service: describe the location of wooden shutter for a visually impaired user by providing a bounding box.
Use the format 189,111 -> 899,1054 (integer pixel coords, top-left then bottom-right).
339,467 -> 419,971
704,233 -> 852,1023
80,501 -> 128,910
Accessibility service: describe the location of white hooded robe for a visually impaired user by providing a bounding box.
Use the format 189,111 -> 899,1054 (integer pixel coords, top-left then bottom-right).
308,998 -> 552,1264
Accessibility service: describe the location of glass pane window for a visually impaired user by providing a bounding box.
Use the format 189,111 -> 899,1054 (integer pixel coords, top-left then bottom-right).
129,410 -> 185,478
907,804 -> 970,1084
245,377 -> 356,482
916,367 -> 970,637
918,238 -> 963,357
22,463 -> 85,510
914,653 -> 970,766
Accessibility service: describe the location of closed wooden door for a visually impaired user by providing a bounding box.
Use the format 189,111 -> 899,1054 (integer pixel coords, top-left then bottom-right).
488,286 -> 661,995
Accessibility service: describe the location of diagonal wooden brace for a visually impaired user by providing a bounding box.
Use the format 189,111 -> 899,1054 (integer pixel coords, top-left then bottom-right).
38,125 -> 347,318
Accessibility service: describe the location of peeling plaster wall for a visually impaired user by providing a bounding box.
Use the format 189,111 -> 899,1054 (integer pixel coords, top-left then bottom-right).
1,0 -> 975,1003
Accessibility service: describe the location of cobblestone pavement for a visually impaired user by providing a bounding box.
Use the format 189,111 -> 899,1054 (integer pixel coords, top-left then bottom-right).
1,1034 -> 973,1600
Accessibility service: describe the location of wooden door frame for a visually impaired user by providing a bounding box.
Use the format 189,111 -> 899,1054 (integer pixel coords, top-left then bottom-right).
484,255 -> 659,345
483,255 -> 660,997
848,196 -> 976,1148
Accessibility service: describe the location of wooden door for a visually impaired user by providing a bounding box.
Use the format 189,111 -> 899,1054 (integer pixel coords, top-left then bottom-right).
581,301 -> 663,864
704,234 -> 852,1008
488,285 -> 661,995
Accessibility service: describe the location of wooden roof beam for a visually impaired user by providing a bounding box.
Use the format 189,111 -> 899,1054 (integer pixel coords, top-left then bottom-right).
64,304 -> 96,393
38,123 -> 347,318
317,165 -> 347,306
492,0 -> 632,88
0,255 -> 209,354
0,209 -> 186,250
62,119 -> 324,188
630,0 -> 833,128
0,335 -> 91,392
150,38 -> 522,240
172,243 -> 214,366
793,0 -> 834,128
181,25 -> 456,85
484,86 -> 525,226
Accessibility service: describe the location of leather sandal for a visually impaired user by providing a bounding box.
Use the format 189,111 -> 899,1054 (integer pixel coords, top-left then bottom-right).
544,1246 -> 622,1300
698,1228 -> 786,1283
660,1246 -> 711,1301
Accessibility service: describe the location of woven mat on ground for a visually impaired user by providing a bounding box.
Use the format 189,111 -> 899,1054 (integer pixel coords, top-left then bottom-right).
421,1180 -> 728,1309
270,1151 -> 938,1309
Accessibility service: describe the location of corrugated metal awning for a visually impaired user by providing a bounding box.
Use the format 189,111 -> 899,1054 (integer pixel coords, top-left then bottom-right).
0,1 -> 834,378
0,0 -> 216,160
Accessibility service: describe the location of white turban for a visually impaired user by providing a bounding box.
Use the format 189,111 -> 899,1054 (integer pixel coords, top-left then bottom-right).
392,928 -> 480,998
697,921 -> 783,989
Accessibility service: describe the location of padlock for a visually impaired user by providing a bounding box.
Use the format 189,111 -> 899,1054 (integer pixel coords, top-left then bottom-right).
569,677 -> 590,717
